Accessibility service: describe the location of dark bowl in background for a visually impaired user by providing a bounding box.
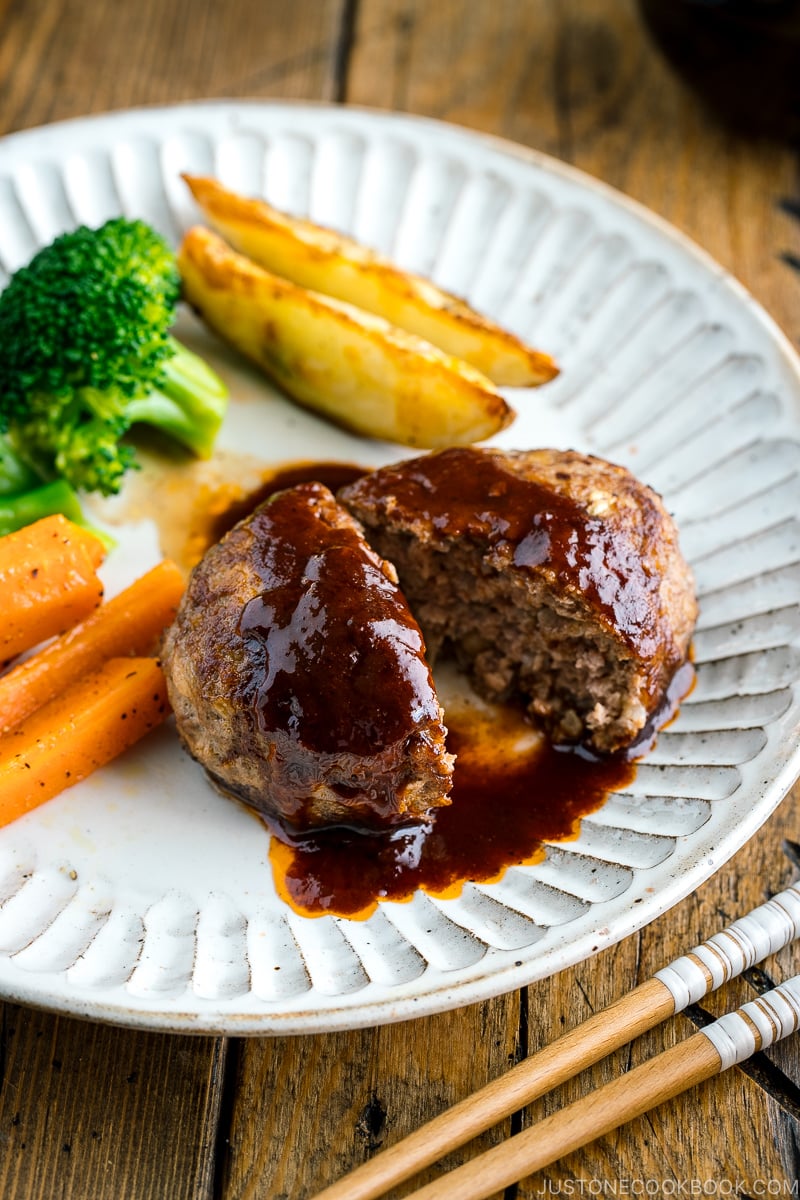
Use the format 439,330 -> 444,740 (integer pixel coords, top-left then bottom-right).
639,0 -> 800,141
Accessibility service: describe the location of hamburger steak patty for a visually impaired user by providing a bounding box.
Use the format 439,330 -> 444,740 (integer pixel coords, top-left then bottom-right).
339,447 -> 698,754
160,481 -> 453,832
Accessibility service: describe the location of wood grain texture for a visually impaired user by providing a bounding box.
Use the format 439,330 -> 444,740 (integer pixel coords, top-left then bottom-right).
403,1035 -> 728,1200
0,1004 -> 226,1200
0,1 -> 799,1198
305,978 -> 677,1200
0,0 -> 349,137
218,999 -> 522,1199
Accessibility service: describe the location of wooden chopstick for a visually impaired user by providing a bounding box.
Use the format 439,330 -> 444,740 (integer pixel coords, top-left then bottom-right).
403,970 -> 800,1200
310,883 -> 800,1200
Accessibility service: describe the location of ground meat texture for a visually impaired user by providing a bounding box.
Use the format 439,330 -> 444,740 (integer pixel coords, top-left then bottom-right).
339,447 -> 697,755
160,482 -> 453,833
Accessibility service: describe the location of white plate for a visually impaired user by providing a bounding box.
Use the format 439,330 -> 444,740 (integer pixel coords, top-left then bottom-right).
1,101 -> 799,1036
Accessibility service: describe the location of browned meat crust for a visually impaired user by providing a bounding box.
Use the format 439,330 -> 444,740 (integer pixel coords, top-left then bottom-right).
160,481 -> 453,832
339,447 -> 698,754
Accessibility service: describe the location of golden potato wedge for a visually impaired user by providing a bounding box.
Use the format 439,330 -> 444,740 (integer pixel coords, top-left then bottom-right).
182,174 -> 558,388
178,226 -> 515,449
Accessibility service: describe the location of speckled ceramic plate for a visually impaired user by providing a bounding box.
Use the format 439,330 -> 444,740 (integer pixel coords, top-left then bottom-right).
1,101 -> 799,1035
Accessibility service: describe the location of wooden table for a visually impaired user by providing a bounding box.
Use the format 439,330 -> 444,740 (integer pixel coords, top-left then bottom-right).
1,1 -> 799,1195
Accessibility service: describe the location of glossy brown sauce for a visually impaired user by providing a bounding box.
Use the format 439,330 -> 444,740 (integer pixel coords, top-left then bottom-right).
237,481 -> 441,759
267,694 -> 634,920
108,449 -> 694,920
266,660 -> 693,919
208,460 -> 366,546
341,447 -> 670,664
94,449 -> 366,574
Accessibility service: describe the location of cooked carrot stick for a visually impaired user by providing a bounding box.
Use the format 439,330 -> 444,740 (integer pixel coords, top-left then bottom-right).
0,559 -> 184,733
0,656 -> 170,825
0,514 -> 107,664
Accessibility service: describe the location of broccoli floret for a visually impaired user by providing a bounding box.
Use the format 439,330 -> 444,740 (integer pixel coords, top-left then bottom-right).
0,218 -> 228,497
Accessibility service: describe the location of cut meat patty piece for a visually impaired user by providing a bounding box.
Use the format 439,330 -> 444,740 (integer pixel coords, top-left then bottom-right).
339,447 -> 698,755
160,481 -> 453,832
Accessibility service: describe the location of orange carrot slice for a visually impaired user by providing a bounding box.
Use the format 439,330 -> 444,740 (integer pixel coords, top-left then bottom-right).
0,559 -> 185,733
0,514 -> 107,665
0,656 -> 170,826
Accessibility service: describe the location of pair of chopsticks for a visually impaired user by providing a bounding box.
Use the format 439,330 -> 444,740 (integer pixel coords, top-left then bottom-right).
311,883 -> 800,1200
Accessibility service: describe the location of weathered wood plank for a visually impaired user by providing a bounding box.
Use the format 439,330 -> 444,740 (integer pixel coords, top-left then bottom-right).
218,998 -> 521,1199
0,1005 -> 226,1200
0,0 -> 349,138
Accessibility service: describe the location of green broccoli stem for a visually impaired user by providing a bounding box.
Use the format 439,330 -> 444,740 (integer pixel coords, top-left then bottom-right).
0,477 -> 114,546
125,335 -> 228,458
0,434 -> 41,496
0,435 -> 113,543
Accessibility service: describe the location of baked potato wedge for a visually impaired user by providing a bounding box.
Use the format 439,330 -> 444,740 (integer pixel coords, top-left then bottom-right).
182,174 -> 558,389
178,226 -> 514,448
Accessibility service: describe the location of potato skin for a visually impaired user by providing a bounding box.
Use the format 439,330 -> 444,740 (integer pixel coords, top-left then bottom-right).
178,225 -> 515,449
183,174 -> 559,388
